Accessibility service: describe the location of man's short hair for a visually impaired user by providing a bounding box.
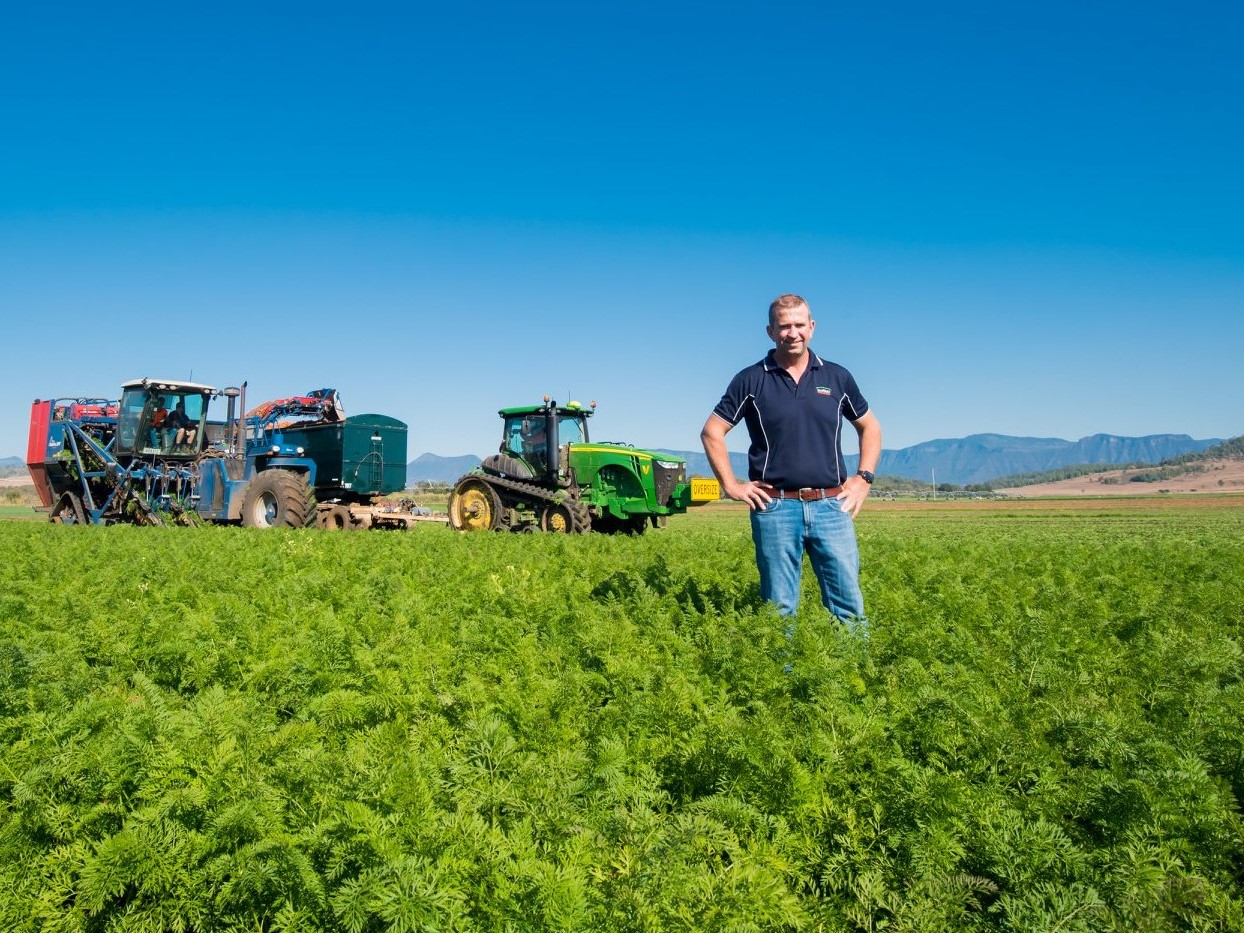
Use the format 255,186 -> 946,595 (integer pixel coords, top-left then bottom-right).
769,293 -> 810,325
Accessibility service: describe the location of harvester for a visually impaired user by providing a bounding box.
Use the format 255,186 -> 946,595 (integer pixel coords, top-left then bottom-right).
447,398 -> 719,534
27,378 -> 426,529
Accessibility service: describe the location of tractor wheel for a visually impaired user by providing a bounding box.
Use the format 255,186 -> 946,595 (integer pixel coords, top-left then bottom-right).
240,471 -> 316,529
448,478 -> 502,531
50,491 -> 88,525
540,502 -> 576,533
317,504 -> 355,530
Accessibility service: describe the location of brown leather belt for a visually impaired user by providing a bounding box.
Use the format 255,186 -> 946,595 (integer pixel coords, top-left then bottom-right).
758,483 -> 843,501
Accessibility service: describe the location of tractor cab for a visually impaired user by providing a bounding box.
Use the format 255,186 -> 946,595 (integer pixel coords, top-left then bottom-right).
115,379 -> 218,460
498,399 -> 592,479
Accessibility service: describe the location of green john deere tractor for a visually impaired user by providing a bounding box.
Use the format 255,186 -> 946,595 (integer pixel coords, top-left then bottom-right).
448,398 -> 718,534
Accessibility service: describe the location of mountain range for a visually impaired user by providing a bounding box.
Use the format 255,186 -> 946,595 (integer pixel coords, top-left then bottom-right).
862,433 -> 1224,485
4,433 -> 1224,488
406,433 -> 1224,487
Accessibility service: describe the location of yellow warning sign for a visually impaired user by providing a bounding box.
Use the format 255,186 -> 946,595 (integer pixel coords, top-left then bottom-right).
690,477 -> 721,502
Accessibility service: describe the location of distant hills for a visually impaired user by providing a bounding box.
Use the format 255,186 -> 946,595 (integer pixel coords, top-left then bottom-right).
6,435 -> 1226,489
407,433 -> 1224,487
866,433 -> 1224,486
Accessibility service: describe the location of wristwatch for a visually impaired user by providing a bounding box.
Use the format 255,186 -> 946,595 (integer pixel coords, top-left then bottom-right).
857,470 -> 875,485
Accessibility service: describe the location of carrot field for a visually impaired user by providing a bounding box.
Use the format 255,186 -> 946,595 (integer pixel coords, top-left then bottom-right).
2,501 -> 1242,931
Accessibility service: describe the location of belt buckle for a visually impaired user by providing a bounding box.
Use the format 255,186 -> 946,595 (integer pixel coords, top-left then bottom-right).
797,487 -> 819,501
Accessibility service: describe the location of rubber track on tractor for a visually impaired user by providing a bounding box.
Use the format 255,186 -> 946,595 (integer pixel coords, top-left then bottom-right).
479,473 -> 593,533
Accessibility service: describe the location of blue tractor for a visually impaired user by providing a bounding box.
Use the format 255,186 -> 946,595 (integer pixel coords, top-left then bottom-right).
27,378 -> 415,528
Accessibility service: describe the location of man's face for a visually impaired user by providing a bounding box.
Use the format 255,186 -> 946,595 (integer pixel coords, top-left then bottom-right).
767,303 -> 815,358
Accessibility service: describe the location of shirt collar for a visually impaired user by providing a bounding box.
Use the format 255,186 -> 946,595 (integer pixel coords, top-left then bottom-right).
762,349 -> 823,371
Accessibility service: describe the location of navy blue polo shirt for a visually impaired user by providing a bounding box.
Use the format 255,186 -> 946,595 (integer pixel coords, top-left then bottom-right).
712,349 -> 869,489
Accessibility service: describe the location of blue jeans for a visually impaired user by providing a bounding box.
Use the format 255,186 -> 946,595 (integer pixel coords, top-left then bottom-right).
750,496 -> 866,634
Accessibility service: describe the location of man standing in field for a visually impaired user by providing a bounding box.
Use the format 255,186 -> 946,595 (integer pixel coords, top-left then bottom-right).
701,293 -> 882,634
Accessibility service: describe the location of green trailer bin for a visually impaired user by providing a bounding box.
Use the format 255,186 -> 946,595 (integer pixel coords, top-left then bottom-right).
282,414 -> 408,498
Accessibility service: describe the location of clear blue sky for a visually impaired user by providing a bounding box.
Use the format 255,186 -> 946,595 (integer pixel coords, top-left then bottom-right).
3,1 -> 1241,461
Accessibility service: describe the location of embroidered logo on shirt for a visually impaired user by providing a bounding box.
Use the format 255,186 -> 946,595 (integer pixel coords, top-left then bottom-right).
815,386 -> 833,396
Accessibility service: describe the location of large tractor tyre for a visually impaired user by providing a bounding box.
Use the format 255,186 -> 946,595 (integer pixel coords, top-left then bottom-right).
540,502 -> 576,533
240,470 -> 317,529
317,504 -> 356,531
541,499 -> 591,534
448,478 -> 502,532
50,491 -> 88,525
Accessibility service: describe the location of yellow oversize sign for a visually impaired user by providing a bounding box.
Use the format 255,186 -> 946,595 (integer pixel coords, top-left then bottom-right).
690,477 -> 721,502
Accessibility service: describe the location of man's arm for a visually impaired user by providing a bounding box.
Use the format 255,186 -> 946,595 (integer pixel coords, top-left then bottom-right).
836,410 -> 882,518
700,413 -> 771,510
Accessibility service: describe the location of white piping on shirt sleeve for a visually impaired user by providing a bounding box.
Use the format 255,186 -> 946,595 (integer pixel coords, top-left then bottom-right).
723,393 -> 754,426
843,389 -> 869,422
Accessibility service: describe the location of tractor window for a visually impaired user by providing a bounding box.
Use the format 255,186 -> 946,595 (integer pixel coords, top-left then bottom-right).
115,389 -> 210,456
116,389 -> 149,454
163,394 -> 206,453
177,394 -> 206,424
558,415 -> 587,445
503,415 -> 549,473
503,417 -> 526,457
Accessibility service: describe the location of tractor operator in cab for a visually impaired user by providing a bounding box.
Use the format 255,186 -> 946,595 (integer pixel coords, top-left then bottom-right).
167,401 -> 197,449
148,400 -> 170,447
701,293 -> 882,637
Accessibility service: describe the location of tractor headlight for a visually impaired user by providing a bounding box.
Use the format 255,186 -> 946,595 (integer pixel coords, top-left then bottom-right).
656,460 -> 681,469
296,447 -> 305,455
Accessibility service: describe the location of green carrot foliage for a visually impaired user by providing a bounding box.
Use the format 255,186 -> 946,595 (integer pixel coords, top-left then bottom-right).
1,507 -> 1242,930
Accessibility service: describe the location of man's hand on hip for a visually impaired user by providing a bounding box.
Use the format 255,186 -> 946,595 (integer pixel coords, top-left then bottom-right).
836,476 -> 872,518
723,479 -> 772,511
